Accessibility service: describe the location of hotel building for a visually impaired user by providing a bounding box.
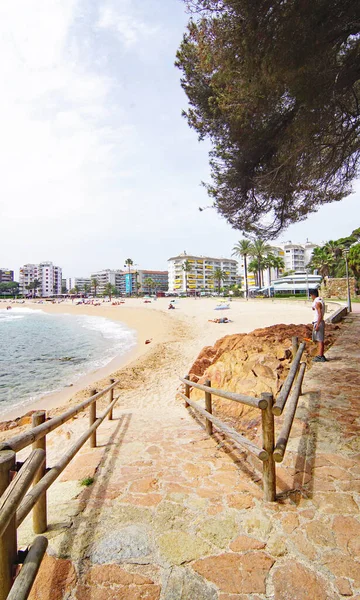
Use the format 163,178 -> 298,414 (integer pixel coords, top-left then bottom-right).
19,262 -> 62,297
90,270 -> 122,295
282,241 -> 318,272
90,269 -> 168,296
0,269 -> 14,283
137,270 -> 168,295
167,253 -> 238,294
236,241 -> 318,290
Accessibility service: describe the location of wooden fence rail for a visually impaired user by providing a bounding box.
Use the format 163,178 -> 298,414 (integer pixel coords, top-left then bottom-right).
0,379 -> 119,600
180,337 -> 307,503
272,342 -> 306,416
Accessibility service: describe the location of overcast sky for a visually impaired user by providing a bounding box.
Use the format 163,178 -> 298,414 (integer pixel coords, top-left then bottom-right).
1,0 -> 359,280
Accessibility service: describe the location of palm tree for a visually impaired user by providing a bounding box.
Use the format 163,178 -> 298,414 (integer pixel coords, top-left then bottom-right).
26,283 -> 34,298
213,268 -> 226,295
249,239 -> 272,288
103,282 -> 116,300
143,277 -> 155,294
124,258 -> 134,295
232,239 -> 253,299
308,248 -> 334,278
182,260 -> 192,296
134,271 -> 139,296
91,278 -> 99,297
83,283 -> 90,296
74,285 -> 80,296
271,255 -> 285,279
248,259 -> 260,287
33,279 -> 41,298
348,245 -> 360,278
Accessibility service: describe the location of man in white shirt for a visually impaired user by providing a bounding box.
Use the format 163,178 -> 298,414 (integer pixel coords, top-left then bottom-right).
310,289 -> 327,362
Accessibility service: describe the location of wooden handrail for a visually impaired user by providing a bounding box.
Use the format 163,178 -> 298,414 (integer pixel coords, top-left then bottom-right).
0,379 -> 120,600
273,363 -> 306,463
0,450 -> 45,539
0,380 -> 119,453
179,392 -> 268,461
6,536 -> 48,600
179,377 -> 267,410
16,395 -> 119,527
272,343 -> 306,416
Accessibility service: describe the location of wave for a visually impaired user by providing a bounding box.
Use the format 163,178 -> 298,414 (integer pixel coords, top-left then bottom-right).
0,314 -> 25,322
0,307 -> 45,316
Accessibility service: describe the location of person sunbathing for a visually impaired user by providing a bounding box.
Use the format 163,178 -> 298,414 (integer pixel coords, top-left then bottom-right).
208,317 -> 232,323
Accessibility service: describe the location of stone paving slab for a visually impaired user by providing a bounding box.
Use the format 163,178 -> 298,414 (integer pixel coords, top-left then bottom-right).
21,314 -> 360,599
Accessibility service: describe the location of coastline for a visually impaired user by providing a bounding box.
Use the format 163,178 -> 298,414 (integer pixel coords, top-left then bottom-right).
0,300 -> 180,422
0,297 -> 321,426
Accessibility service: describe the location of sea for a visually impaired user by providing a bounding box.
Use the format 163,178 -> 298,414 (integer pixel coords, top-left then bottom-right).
0,307 -> 137,417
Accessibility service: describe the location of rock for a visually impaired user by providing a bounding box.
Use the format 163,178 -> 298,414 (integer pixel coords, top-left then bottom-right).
192,552 -> 274,594
229,536 -> 265,552
241,508 -> 273,539
163,566 -> 218,600
28,553 -> 77,600
158,531 -> 211,565
196,514 -> 238,549
89,525 -> 154,564
187,323 -> 338,438
272,562 -> 337,599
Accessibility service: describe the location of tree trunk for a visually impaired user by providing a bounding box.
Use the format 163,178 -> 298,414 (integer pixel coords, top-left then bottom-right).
244,256 -> 248,299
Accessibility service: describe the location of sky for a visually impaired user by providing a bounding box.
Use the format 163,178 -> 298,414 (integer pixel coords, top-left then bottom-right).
0,0 -> 359,280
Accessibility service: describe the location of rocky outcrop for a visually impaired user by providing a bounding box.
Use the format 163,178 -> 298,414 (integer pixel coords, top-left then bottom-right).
187,323 -> 340,438
321,277 -> 356,299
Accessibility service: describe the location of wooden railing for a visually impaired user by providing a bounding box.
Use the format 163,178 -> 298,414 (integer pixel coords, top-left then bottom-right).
180,337 -> 306,503
0,378 -> 118,600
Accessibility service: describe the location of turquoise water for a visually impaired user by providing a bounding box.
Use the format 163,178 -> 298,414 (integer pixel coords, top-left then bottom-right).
0,308 -> 137,416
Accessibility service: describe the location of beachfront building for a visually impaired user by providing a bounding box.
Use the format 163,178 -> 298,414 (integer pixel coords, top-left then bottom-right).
236,241 -> 318,292
19,262 -> 62,297
74,277 -> 91,292
0,268 -> 14,283
236,246 -> 285,291
167,253 -> 238,294
138,270 -> 168,295
269,272 -> 322,296
90,270 -> 123,295
281,240 -> 318,272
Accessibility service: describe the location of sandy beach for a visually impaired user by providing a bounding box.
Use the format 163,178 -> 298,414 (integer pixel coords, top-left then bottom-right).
0,296 -> 332,424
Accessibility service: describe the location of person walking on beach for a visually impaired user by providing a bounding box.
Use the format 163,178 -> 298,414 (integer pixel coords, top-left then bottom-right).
310,289 -> 327,362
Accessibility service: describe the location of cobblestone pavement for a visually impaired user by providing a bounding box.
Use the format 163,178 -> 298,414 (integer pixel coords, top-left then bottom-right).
21,313 -> 360,599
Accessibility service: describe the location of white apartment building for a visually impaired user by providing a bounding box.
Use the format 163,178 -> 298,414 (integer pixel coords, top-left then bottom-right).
74,277 -> 91,292
167,253 -> 238,293
19,262 -> 62,297
236,241 -> 318,290
281,241 -> 318,271
90,270 -> 123,295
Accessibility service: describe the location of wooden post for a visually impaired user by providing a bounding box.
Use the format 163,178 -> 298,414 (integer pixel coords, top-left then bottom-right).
0,450 -> 17,600
261,392 -> 276,502
108,379 -> 115,420
184,375 -> 190,408
89,389 -> 97,448
292,336 -> 299,361
204,379 -> 213,435
32,411 -> 47,534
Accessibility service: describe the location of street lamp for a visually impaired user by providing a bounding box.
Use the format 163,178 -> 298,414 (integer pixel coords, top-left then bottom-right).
305,268 -> 309,300
344,250 -> 352,313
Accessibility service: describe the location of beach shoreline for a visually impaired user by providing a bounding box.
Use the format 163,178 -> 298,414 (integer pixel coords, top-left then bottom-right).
0,300 -> 180,422
0,297 -> 334,426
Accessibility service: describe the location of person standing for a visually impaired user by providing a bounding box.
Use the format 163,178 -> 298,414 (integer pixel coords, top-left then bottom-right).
310,289 -> 327,362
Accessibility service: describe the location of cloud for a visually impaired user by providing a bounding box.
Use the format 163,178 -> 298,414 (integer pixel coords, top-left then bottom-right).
97,2 -> 159,49
0,0 -> 138,225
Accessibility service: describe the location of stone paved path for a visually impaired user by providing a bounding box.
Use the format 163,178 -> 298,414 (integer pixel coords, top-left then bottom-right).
20,314 -> 360,599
